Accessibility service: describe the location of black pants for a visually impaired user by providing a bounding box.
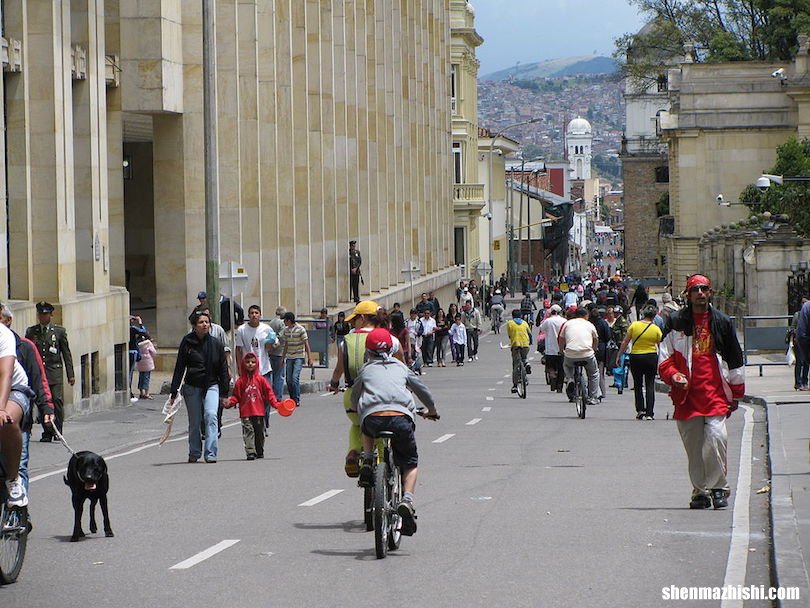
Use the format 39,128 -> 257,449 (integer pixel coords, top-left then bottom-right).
545,354 -> 564,392
42,382 -> 64,437
434,334 -> 447,364
350,272 -> 360,303
629,353 -> 658,417
467,329 -> 479,358
422,335 -> 435,364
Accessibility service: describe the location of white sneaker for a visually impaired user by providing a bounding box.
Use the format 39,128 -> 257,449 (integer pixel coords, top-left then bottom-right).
5,477 -> 28,508
474,355 -> 479,360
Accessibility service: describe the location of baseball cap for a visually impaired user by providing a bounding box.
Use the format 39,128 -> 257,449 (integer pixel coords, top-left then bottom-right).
550,304 -> 562,313
197,291 -> 207,299
345,300 -> 379,322
365,327 -> 393,353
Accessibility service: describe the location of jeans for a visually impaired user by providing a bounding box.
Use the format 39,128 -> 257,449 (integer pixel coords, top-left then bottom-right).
511,346 -> 528,387
793,343 -> 809,388
19,431 -> 30,492
137,370 -> 151,392
285,357 -> 304,404
269,354 -> 285,400
422,335 -> 435,364
563,355 -> 600,402
434,334 -> 447,364
183,384 -> 220,462
467,328 -> 479,358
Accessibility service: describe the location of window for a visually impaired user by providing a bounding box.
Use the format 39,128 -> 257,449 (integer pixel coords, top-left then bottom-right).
453,142 -> 463,184
114,343 -> 125,391
450,64 -> 458,114
655,166 -> 669,183
657,74 -> 668,92
454,227 -> 466,267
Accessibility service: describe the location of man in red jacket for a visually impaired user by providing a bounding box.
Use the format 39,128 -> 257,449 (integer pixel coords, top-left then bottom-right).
658,274 -> 745,510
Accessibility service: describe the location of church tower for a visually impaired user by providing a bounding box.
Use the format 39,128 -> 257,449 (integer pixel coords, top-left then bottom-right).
566,117 -> 593,179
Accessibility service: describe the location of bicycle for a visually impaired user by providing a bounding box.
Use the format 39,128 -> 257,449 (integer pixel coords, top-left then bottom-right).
0,455 -> 28,584
490,306 -> 503,334
516,358 -> 528,399
572,360 -> 588,419
366,410 -> 438,559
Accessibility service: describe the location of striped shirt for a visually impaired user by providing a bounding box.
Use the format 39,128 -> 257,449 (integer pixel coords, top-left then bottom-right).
283,324 -> 308,358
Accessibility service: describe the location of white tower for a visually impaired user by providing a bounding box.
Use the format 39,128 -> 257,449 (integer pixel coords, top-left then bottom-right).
566,116 -> 592,180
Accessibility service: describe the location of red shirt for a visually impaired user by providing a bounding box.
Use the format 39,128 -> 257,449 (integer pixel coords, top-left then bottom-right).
680,311 -> 728,419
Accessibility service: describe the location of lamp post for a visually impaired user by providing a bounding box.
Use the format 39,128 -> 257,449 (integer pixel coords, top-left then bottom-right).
400,261 -> 421,308
487,118 -> 539,288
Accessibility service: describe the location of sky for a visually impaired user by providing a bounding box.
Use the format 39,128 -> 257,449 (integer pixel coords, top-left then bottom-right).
470,0 -> 649,76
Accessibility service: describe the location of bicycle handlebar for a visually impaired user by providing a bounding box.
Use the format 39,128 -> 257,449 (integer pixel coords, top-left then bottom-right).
416,409 -> 440,421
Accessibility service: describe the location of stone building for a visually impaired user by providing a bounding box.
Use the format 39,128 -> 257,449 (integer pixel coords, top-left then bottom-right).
0,1 -> 458,415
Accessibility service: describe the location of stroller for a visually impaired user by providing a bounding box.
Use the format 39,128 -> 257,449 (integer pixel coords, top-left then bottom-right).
612,352 -> 630,394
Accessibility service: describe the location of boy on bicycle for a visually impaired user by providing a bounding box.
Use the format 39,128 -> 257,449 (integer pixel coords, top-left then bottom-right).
351,328 -> 438,536
507,309 -> 532,393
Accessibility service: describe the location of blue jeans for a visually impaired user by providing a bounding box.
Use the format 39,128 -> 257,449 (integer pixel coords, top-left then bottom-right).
285,357 -> 304,404
183,385 -> 219,461
19,431 -> 30,492
269,354 -> 285,400
138,371 -> 151,392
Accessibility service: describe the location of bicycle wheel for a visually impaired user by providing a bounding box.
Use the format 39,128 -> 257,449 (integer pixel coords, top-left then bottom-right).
387,466 -> 402,551
373,464 -> 388,559
576,373 -> 587,419
363,486 -> 373,532
0,503 -> 28,584
516,364 -> 527,399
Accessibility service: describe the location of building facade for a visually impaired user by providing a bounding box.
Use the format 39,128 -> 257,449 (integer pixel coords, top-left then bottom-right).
0,0 -> 458,414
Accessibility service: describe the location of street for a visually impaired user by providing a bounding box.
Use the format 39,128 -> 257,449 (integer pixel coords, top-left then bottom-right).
3,333 -> 772,608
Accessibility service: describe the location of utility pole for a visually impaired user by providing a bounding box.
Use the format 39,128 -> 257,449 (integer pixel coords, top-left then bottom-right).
203,0 -> 220,323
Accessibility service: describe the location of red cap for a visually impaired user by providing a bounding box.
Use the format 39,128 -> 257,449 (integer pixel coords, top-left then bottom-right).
365,328 -> 393,353
684,274 -> 712,294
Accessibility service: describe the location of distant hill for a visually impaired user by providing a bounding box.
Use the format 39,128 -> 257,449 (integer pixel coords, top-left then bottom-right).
482,55 -> 619,81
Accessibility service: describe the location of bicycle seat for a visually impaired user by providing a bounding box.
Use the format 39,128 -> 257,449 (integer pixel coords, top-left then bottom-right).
573,360 -> 589,367
373,431 -> 396,439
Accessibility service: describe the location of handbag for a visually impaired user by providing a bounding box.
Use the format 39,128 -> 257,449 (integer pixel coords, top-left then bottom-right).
786,345 -> 796,366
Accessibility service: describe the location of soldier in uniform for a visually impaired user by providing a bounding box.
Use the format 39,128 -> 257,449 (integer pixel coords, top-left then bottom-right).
25,302 -> 74,442
349,240 -> 362,304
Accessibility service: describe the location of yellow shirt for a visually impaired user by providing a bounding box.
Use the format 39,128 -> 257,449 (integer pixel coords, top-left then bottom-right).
507,319 -> 531,348
627,321 -> 662,355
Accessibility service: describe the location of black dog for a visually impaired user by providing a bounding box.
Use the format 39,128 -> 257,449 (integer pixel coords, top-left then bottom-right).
64,451 -> 114,542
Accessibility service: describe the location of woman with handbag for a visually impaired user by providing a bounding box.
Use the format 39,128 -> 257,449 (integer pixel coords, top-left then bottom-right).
618,304 -> 663,420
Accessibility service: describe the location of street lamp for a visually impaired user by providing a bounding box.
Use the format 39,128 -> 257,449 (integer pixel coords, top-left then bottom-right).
756,174 -> 810,190
400,261 -> 421,308
487,118 -> 540,287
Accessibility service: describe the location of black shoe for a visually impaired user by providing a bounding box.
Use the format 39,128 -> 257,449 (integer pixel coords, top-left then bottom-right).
566,382 -> 575,402
511,386 -> 518,394
525,364 -> 532,375
256,453 -> 264,459
636,412 -> 645,420
711,488 -> 729,509
39,435 -> 53,443
397,500 -> 417,536
689,494 -> 712,509
246,454 -> 256,461
358,463 -> 373,488
188,456 -> 199,463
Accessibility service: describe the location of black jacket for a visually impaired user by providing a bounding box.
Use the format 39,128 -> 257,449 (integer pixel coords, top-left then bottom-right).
663,304 -> 744,369
170,331 -> 230,399
14,332 -> 54,431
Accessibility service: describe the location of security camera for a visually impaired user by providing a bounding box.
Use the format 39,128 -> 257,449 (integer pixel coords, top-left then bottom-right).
716,194 -> 724,203
485,212 -> 493,220
496,150 -> 503,156
756,176 -> 771,191
772,67 -> 785,79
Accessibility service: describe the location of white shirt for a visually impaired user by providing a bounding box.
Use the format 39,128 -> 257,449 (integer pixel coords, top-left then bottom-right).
563,291 -> 579,308
449,322 -> 467,345
235,322 -> 274,375
0,324 -> 29,389
460,291 -> 474,306
559,318 -> 597,359
539,315 -> 566,356
420,317 -> 437,336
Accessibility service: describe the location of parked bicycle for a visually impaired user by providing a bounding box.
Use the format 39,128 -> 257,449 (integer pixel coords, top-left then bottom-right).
0,454 -> 28,584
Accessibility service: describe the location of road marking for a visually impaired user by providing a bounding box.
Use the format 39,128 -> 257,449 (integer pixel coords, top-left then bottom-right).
299,489 -> 344,507
486,396 -> 494,401
721,404 -> 754,608
466,418 -> 482,425
502,374 -> 510,378
482,407 -> 492,412
487,388 -> 496,391
170,539 -> 240,570
433,434 -> 455,443
496,380 -> 504,385
29,421 -> 244,483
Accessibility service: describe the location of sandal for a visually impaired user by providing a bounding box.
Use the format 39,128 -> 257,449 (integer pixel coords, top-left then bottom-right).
344,449 -> 360,478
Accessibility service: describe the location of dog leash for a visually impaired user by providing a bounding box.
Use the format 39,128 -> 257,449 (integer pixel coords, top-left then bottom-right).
50,425 -> 76,456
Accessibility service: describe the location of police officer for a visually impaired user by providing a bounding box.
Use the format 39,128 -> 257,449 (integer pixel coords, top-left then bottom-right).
349,240 -> 362,304
25,302 -> 74,441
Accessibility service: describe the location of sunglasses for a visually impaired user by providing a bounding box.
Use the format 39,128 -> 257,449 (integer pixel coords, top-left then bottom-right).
689,285 -> 711,294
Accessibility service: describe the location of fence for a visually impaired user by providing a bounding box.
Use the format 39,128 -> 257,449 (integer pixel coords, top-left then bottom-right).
741,315 -> 791,376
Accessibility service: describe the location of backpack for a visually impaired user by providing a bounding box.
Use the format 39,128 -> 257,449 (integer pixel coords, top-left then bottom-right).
416,320 -> 425,337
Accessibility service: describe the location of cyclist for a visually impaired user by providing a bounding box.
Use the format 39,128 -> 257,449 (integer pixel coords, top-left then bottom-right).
352,328 -> 438,536
490,289 -> 505,332
507,309 -> 532,394
519,292 -> 536,327
0,318 -> 32,508
558,307 -> 600,406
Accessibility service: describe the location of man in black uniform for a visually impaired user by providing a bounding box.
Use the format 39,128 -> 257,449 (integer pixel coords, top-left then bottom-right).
349,240 -> 362,304
25,302 -> 74,442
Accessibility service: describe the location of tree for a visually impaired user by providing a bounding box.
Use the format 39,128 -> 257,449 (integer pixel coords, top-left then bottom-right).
615,0 -> 810,86
738,136 -> 810,235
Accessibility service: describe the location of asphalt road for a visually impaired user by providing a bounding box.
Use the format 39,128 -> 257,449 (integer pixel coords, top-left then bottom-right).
2,332 -> 772,608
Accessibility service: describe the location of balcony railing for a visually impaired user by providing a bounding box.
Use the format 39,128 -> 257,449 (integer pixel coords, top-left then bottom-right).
453,183 -> 485,203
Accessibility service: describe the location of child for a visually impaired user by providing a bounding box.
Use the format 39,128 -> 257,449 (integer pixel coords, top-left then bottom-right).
228,352 -> 279,460
448,313 -> 467,366
136,335 -> 157,399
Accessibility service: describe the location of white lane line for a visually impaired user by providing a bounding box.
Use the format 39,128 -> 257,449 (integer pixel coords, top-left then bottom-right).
299,489 -> 344,507
170,539 -> 240,570
502,374 -> 510,378
496,380 -> 504,385
487,388 -> 496,391
30,421 -> 244,483
720,404 -> 754,608
433,434 -> 455,443
466,418 -> 482,425
482,407 -> 492,412
486,396 -> 494,401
